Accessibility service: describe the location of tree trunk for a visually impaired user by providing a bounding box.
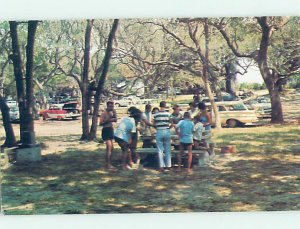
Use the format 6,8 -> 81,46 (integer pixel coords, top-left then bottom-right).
269,83 -> 284,123
24,21 -> 38,139
80,20 -> 94,140
9,21 -> 39,146
0,96 -> 17,147
203,19 -> 221,129
89,19 -> 119,140
225,63 -> 235,95
9,21 -> 26,136
257,17 -> 284,123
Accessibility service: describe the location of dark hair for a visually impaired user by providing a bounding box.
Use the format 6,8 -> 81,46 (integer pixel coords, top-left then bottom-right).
183,112 -> 191,119
152,107 -> 159,113
145,104 -> 152,110
198,102 -> 206,110
107,101 -> 114,106
159,101 -> 167,108
173,104 -> 179,109
130,108 -> 142,122
128,106 -> 137,113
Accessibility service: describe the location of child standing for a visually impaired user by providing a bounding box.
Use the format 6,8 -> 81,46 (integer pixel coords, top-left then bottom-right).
193,115 -> 205,149
175,112 -> 195,173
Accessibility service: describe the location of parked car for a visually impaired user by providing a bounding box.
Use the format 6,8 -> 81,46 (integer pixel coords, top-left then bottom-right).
9,106 -> 20,122
114,97 -> 134,107
40,102 -> 81,120
206,101 -> 259,127
202,93 -> 240,103
6,100 -> 17,108
245,97 -> 272,119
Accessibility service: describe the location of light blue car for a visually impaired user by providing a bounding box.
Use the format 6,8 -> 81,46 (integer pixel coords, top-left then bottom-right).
9,106 -> 20,122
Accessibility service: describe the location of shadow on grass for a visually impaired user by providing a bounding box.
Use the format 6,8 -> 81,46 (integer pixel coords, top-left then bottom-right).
1,127 -> 300,214
37,134 -> 83,143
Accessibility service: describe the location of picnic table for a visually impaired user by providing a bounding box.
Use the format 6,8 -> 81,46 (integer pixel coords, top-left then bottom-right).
137,134 -> 211,167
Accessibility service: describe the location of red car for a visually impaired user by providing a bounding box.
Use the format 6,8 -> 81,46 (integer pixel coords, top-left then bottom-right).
40,102 -> 81,120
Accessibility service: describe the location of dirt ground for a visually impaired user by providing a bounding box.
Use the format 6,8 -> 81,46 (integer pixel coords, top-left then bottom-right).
0,91 -> 299,214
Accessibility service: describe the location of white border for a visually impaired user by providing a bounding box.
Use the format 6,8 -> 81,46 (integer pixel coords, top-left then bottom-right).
0,0 -> 299,228
0,0 -> 299,20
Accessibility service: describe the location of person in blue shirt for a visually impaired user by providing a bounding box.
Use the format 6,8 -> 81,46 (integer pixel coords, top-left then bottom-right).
175,112 -> 195,173
114,107 -> 141,170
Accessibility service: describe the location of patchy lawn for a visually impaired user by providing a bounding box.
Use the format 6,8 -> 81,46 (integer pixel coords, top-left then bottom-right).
1,124 -> 299,214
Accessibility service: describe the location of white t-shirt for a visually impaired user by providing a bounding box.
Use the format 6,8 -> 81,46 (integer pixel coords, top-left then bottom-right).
141,112 -> 152,136
193,122 -> 205,141
114,117 -> 136,143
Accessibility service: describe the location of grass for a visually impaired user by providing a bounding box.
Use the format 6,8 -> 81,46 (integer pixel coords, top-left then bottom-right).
0,124 -> 299,214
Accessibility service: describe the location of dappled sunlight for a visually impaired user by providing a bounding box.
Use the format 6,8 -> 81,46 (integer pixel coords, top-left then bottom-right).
40,176 -> 60,181
213,186 -> 232,197
142,181 -> 154,188
250,173 -> 263,179
99,177 -> 114,184
66,181 -> 77,187
230,140 -> 266,147
95,170 -> 109,175
175,184 -> 191,189
1,124 -> 299,214
3,203 -> 35,212
231,202 -> 261,211
270,175 -> 299,182
171,192 -> 184,201
154,185 -> 167,191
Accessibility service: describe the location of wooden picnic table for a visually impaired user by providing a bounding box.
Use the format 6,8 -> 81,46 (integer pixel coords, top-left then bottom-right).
136,134 -> 210,167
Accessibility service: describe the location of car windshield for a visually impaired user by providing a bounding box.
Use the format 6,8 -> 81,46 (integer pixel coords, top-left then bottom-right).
230,103 -> 247,110
63,103 -> 77,109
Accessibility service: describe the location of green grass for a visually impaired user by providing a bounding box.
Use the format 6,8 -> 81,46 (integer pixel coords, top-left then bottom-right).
1,125 -> 300,214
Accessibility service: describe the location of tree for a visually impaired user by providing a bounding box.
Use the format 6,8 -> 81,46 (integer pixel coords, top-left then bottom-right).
88,19 -> 119,140
57,19 -> 119,140
147,19 -> 223,129
115,20 -> 181,98
0,22 -> 17,147
213,17 -> 300,123
9,20 -> 39,146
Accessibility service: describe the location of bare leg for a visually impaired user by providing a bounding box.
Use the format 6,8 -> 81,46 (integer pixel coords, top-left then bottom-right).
177,144 -> 183,171
127,148 -> 133,167
122,148 -> 129,169
106,140 -> 114,169
135,150 -> 140,166
187,145 -> 193,173
193,140 -> 200,149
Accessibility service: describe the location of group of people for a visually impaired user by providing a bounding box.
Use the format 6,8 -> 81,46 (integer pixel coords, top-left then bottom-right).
99,100 -> 214,173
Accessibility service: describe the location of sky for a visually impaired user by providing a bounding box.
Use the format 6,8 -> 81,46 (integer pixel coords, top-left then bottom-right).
236,65 -> 264,84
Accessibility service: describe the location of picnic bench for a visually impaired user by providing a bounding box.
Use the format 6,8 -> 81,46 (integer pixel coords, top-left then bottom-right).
137,135 -> 211,167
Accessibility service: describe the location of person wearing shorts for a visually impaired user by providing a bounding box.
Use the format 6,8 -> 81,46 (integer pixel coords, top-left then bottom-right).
114,107 -> 141,170
100,101 -> 117,170
175,112 -> 195,173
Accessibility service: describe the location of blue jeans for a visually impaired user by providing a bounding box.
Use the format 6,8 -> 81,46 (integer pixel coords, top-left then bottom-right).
156,129 -> 171,168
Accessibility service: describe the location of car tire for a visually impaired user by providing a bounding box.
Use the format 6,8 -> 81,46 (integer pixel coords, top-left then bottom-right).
72,117 -> 78,120
43,115 -> 47,121
57,116 -> 63,121
226,119 -> 238,128
115,103 -> 120,107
